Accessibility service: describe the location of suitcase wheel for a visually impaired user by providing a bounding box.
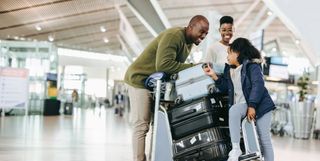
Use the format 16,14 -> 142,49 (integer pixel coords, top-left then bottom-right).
175,95 -> 183,105
208,86 -> 216,94
170,74 -> 178,80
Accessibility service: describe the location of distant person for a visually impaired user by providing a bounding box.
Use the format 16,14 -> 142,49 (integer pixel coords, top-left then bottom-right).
114,92 -> 124,116
71,89 -> 79,103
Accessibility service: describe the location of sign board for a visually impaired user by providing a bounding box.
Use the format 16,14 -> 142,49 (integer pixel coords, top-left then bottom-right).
269,64 -> 289,79
0,67 -> 29,109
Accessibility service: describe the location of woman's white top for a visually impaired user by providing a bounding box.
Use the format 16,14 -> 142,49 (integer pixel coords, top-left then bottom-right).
205,41 -> 229,73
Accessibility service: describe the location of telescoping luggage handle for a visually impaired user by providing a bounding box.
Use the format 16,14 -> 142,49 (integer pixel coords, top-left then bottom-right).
239,117 -> 263,161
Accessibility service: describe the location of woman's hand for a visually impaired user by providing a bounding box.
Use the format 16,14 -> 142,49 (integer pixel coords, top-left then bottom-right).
203,63 -> 218,80
247,107 -> 256,121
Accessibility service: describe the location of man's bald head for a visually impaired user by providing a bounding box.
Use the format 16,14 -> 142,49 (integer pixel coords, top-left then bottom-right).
188,15 -> 209,27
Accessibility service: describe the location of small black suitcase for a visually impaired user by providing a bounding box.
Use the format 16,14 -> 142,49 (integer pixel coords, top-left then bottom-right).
64,102 -> 73,115
174,141 -> 231,161
173,127 -> 230,156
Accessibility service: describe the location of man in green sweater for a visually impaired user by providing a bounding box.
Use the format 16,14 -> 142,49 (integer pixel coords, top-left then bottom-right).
124,15 -> 209,161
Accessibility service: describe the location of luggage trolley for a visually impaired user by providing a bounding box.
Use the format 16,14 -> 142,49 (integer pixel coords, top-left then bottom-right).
149,78 -> 263,161
150,79 -> 174,161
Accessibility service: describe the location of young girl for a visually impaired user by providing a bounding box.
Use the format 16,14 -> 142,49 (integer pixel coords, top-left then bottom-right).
204,38 -> 275,161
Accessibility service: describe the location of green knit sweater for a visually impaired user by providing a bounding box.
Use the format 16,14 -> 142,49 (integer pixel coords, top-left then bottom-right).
124,27 -> 194,88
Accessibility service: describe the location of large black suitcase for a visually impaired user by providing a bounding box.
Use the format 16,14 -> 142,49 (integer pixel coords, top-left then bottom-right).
169,97 -> 213,124
169,97 -> 229,139
171,112 -> 216,139
169,96 -> 228,124
174,140 -> 231,161
173,127 -> 230,156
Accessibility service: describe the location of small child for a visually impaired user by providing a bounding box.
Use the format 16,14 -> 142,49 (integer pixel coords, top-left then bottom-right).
203,38 -> 275,161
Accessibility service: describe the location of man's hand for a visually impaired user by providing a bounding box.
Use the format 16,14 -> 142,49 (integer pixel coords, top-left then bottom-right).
247,107 -> 256,121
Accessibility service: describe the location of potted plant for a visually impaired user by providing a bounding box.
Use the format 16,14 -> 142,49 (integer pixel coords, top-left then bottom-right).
297,72 -> 310,101
291,72 -> 315,139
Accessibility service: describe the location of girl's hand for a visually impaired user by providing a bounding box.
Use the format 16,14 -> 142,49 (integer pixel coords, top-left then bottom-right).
203,63 -> 218,80
247,107 -> 256,121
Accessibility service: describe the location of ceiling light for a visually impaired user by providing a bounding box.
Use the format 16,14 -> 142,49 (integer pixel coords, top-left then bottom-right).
48,35 -> 54,42
295,39 -> 300,44
14,36 -> 19,40
100,26 -> 107,32
103,37 -> 109,43
272,47 -> 277,52
267,11 -> 273,16
35,25 -> 42,31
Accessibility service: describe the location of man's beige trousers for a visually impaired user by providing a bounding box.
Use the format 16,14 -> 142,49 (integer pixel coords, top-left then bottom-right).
127,84 -> 153,161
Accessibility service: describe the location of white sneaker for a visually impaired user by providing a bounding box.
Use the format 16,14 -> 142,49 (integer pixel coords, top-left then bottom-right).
227,149 -> 242,161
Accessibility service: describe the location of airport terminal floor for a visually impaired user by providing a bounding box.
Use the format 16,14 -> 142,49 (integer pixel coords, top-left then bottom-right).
0,107 -> 319,161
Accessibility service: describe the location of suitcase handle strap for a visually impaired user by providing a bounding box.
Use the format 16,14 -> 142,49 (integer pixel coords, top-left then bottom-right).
176,109 -> 197,118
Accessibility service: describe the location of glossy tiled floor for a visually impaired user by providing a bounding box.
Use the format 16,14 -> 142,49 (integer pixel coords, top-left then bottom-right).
0,107 -> 319,161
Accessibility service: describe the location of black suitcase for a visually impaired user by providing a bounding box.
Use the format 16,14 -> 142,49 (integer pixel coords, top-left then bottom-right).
173,127 -> 230,156
64,102 -> 73,115
169,97 -> 214,124
174,141 -> 231,161
43,99 -> 60,116
170,97 -> 229,139
171,112 -> 217,140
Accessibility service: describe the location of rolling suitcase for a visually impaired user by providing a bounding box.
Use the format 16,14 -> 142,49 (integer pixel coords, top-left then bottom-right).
169,96 -> 228,125
64,102 -> 73,115
169,97 -> 213,124
169,97 -> 229,139
171,111 -> 217,140
173,127 -> 230,156
173,63 -> 219,104
238,118 -> 263,161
